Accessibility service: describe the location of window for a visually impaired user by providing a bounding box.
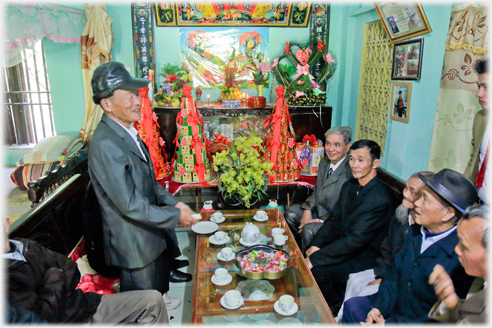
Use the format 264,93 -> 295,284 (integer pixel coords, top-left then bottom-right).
4,39 -> 56,146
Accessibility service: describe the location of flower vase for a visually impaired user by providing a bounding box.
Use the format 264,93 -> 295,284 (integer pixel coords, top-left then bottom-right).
258,85 -> 264,97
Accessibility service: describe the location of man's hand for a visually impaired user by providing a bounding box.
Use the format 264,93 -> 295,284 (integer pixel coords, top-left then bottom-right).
306,246 -> 320,257
305,257 -> 313,270
298,210 -> 321,234
176,204 -> 199,228
368,278 -> 382,286
428,264 -> 459,310
361,307 -> 385,325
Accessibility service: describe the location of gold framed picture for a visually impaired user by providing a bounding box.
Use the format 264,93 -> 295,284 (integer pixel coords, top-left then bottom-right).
374,2 -> 432,42
390,82 -> 412,123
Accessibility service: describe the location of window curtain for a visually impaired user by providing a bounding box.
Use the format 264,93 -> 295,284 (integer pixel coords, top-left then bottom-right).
3,3 -> 86,67
77,3 -> 113,145
427,3 -> 488,173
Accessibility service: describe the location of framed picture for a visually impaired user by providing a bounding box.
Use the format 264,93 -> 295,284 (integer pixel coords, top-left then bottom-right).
390,82 -> 412,123
391,38 -> 423,80
374,2 -> 432,42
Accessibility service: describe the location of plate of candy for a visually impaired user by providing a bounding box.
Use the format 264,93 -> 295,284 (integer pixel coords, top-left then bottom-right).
235,245 -> 289,280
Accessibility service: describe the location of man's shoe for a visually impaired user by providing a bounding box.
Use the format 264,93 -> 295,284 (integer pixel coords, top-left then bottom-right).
170,269 -> 192,283
163,293 -> 181,310
173,259 -> 189,269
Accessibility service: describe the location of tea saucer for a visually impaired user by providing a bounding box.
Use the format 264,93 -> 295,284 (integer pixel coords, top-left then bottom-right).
253,215 -> 268,222
211,216 -> 225,223
220,295 -> 244,310
274,300 -> 299,316
239,237 -> 263,247
212,274 -> 233,286
209,235 -> 230,245
217,252 -> 235,262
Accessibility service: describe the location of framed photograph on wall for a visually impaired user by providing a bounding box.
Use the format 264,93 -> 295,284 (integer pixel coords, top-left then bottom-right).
390,82 -> 412,123
391,38 -> 423,80
374,2 -> 432,42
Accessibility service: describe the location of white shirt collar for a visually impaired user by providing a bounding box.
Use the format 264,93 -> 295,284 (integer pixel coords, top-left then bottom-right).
330,154 -> 347,172
3,240 -> 26,262
420,225 -> 457,254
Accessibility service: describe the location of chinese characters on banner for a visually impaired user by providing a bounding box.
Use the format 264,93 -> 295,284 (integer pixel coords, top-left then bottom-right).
310,3 -> 331,85
132,3 -> 155,89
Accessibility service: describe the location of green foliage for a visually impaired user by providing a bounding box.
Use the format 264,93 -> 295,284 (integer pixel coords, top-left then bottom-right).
212,134 -> 274,208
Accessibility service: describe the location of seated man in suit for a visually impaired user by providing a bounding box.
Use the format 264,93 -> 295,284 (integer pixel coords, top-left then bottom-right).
336,171 -> 433,321
285,126 -> 353,253
343,169 -> 477,324
304,139 -> 394,314
428,204 -> 488,323
5,218 -> 168,324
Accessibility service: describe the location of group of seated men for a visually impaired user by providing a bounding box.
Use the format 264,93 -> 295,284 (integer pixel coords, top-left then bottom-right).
287,127 -> 487,323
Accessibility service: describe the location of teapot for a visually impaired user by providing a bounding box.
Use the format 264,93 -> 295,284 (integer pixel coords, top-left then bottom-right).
266,199 -> 282,212
242,222 -> 260,244
201,200 -> 214,212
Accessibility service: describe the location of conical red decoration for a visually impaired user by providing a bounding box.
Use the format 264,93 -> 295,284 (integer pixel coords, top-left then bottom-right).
263,86 -> 301,182
134,87 -> 170,180
172,86 -> 213,185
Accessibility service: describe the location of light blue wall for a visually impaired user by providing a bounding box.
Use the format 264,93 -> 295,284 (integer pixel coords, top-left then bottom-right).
328,3 -> 452,180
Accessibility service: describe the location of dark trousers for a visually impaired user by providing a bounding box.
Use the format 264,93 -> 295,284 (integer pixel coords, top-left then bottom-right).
119,248 -> 171,294
341,296 -> 372,323
311,259 -> 374,315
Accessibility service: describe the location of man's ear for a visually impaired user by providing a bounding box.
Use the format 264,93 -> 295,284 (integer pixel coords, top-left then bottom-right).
100,98 -> 111,112
372,158 -> 381,169
442,206 -> 456,223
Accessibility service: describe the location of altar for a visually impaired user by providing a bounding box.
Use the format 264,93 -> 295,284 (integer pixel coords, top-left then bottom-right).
191,209 -> 336,324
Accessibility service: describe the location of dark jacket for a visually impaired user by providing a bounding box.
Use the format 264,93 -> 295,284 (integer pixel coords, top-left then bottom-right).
89,114 -> 181,269
373,213 -> 414,278
6,238 -> 102,323
309,175 -> 394,269
370,224 -> 475,323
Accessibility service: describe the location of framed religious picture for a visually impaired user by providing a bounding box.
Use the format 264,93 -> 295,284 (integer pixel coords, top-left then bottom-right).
391,38 -> 423,80
374,2 -> 432,42
390,82 -> 412,123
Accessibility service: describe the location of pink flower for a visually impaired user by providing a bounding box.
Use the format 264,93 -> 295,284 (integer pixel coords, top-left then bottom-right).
324,53 -> 336,63
272,58 -> 279,68
295,91 -> 305,99
254,59 -> 275,75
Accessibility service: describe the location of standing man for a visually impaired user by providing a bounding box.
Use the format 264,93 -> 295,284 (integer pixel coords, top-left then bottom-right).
428,204 -> 488,323
465,59 -> 489,204
305,139 -> 394,314
285,126 -> 353,253
88,61 -> 198,309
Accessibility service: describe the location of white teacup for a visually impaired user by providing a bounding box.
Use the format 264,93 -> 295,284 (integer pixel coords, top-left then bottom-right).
221,247 -> 234,259
279,295 -> 295,312
211,212 -> 224,221
271,228 -> 285,236
274,234 -> 288,246
224,290 -> 243,308
214,231 -> 227,242
214,268 -> 228,282
256,210 -> 267,219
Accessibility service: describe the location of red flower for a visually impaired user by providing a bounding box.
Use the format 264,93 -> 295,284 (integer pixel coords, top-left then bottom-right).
284,42 -> 291,54
317,40 -> 325,51
165,74 -> 178,82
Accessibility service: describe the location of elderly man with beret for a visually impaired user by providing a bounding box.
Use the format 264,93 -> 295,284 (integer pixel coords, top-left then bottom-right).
342,168 -> 477,324
88,61 -> 199,309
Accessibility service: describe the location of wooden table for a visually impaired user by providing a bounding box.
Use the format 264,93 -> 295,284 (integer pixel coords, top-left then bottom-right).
191,209 -> 336,325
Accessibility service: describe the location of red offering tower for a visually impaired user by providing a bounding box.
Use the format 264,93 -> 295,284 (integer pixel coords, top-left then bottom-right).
134,87 -> 170,180
172,86 -> 213,184
263,86 -> 301,182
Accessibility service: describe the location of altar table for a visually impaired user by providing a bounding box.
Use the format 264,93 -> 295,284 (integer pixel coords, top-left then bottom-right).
191,209 -> 336,325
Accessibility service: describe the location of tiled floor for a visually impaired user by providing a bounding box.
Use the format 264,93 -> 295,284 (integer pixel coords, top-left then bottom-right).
167,230 -> 196,325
